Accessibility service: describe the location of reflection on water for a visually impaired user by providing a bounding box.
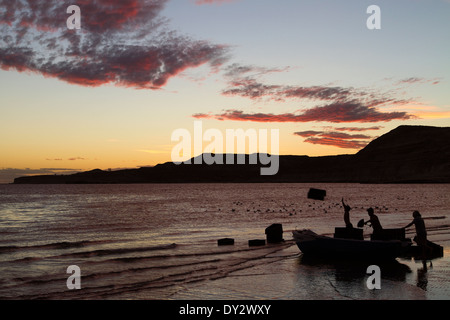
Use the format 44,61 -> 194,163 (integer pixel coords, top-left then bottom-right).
299,255 -> 412,282
417,261 -> 430,291
0,183 -> 448,299
295,254 -> 449,299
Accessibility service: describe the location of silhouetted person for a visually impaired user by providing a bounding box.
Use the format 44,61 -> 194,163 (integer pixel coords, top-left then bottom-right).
364,208 -> 383,233
342,198 -> 353,228
404,211 -> 431,259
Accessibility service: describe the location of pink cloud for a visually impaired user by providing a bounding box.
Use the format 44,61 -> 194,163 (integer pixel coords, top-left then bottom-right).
294,131 -> 373,149
194,102 -> 413,124
333,126 -> 383,132
398,77 -> 441,85
0,0 -> 229,89
303,136 -> 370,149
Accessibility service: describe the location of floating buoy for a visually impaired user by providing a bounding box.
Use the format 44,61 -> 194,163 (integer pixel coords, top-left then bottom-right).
307,188 -> 327,201
218,238 -> 235,246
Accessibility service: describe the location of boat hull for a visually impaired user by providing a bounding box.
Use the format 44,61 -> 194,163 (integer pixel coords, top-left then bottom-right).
293,230 -> 403,261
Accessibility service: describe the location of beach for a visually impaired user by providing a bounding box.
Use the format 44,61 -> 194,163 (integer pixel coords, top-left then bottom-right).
0,183 -> 449,300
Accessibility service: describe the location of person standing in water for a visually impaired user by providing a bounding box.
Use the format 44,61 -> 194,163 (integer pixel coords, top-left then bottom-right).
404,210 -> 431,258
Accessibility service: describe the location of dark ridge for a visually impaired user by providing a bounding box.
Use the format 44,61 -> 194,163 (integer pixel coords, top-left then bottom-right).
13,125 -> 450,184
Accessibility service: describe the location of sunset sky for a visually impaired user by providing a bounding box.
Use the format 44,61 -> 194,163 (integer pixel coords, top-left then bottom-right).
1,0 -> 449,183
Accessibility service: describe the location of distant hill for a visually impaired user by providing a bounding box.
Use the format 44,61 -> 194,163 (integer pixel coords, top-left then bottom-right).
354,125 -> 450,183
13,125 -> 450,184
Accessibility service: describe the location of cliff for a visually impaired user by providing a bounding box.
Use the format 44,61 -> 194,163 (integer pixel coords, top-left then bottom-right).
13,125 -> 450,184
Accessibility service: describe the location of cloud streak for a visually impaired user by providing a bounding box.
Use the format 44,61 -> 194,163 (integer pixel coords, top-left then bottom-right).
398,77 -> 441,85
332,126 -> 383,132
221,74 -> 414,110
198,62 -> 416,126
222,78 -> 356,102
0,0 -> 229,89
220,63 -> 413,106
194,102 -> 413,123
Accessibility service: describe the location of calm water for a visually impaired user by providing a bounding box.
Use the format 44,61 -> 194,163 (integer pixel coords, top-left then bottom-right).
0,183 -> 449,300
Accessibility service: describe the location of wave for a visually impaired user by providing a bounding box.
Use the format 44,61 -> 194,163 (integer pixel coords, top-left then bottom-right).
98,244 -> 276,264
51,243 -> 178,259
0,240 -> 115,254
1,242 -> 297,300
7,257 -> 224,290
10,243 -> 178,263
6,241 -> 289,265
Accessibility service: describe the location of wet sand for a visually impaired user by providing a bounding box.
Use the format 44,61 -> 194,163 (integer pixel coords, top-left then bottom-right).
171,241 -> 449,300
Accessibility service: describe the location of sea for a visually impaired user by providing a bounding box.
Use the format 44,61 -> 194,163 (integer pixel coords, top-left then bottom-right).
0,183 -> 449,301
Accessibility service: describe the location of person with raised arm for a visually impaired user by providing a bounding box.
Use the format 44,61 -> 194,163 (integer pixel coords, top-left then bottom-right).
342,198 -> 353,228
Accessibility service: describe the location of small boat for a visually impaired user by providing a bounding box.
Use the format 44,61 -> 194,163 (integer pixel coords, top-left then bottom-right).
293,229 -> 408,261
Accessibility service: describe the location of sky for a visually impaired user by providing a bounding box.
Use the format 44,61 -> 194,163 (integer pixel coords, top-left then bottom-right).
0,0 -> 449,183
